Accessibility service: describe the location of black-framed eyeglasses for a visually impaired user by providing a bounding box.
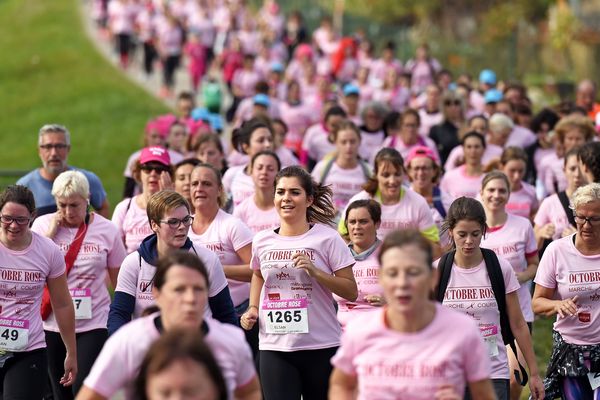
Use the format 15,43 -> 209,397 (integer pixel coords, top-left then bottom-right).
444,100 -> 461,106
573,214 -> 600,226
39,143 -> 69,151
0,215 -> 32,226
159,215 -> 194,229
140,165 -> 170,174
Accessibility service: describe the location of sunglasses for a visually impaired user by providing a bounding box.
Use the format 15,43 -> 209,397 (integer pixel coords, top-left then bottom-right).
140,165 -> 170,174
444,100 -> 461,106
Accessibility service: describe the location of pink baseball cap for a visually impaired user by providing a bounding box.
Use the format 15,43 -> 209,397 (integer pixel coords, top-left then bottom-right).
405,146 -> 439,167
139,146 -> 171,166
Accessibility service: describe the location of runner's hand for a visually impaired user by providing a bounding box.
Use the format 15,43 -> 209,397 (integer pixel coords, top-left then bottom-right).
61,351 -> 77,387
539,223 -> 555,240
159,171 -> 174,191
555,295 -> 578,318
528,374 -> 545,400
293,252 -> 318,277
241,307 -> 258,331
364,294 -> 385,307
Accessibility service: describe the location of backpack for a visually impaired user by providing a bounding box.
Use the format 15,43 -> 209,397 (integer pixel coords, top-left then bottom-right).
202,80 -> 222,113
435,248 -> 528,386
318,156 -> 371,184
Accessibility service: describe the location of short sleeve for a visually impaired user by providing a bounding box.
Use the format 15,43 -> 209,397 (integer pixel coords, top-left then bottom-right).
111,198 -> 129,241
83,329 -> 132,397
461,319 -> 492,382
199,249 -> 229,297
533,197 -> 551,227
227,218 -> 253,252
107,225 -> 128,268
115,252 -> 140,296
524,224 -> 538,257
498,256 -> 520,294
330,327 -> 358,376
48,241 -> 67,279
325,229 -> 355,273
83,171 -> 108,210
250,234 -> 264,271
31,214 -> 51,236
534,242 -> 558,289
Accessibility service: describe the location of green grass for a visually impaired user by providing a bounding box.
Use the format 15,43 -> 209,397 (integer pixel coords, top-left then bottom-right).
0,0 -> 169,208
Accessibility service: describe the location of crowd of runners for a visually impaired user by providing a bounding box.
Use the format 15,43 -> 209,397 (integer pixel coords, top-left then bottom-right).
1,0 -> 600,399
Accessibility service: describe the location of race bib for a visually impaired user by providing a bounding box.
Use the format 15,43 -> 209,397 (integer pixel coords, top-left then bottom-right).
0,318 -> 29,351
71,288 -> 92,320
480,324 -> 499,357
588,372 -> 600,391
262,298 -> 309,334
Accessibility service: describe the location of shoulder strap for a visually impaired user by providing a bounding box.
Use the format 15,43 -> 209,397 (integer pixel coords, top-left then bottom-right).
358,159 -> 371,180
557,191 -> 576,227
481,248 -> 528,386
319,156 -> 336,184
435,251 -> 455,302
432,186 -> 446,218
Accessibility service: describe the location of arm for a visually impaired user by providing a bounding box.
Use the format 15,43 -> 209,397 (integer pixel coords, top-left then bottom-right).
208,286 -> 238,326
293,252 -> 357,301
106,291 -> 135,336
517,253 -> 539,284
75,387 -> 106,400
234,376 -> 262,400
533,223 -> 554,249
463,380 -> 496,400
506,291 -> 544,400
223,243 -> 253,282
107,267 -> 119,290
240,269 -> 264,331
47,274 -> 77,387
532,284 -> 578,318
328,368 -> 357,400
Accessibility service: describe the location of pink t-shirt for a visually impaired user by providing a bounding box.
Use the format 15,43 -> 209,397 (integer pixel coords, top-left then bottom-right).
111,196 -> 152,254
436,257 -> 520,379
32,214 -> 127,333
534,235 -> 600,345
108,0 -> 137,34
534,194 -> 572,241
311,161 -> 370,214
444,144 -> 503,171
0,233 -> 65,351
331,305 -> 491,400
83,314 -> 256,400
301,123 -> 336,162
506,182 -> 538,219
359,129 -> 386,163
540,153 -> 566,196
418,109 -> 444,137
506,126 -> 537,148
380,134 -> 440,162
188,210 -> 253,307
440,166 -> 484,201
222,165 -> 255,209
232,69 -> 261,98
346,190 -> 437,240
115,243 -> 227,318
233,197 -> 280,234
480,214 -> 538,322
250,224 -> 355,351
279,102 -> 312,152
332,249 -> 382,327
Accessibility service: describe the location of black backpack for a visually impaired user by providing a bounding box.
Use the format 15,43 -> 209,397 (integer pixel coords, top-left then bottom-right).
436,248 -> 528,386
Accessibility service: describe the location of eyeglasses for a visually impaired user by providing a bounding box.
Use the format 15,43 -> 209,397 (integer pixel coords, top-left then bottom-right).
573,214 -> 600,226
410,166 -> 433,172
159,215 -> 194,229
0,215 -> 31,226
444,100 -> 461,106
39,143 -> 69,151
140,165 -> 170,174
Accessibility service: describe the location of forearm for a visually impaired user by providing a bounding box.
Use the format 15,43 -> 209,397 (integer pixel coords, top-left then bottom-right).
54,302 -> 77,355
313,269 -> 357,301
329,384 -> 356,400
519,263 -> 538,283
248,272 -> 264,307
223,264 -> 253,282
532,296 -> 560,317
512,319 -> 540,376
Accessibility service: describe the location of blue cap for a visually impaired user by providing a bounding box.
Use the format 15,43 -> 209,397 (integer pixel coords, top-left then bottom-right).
253,93 -> 270,107
191,107 -> 210,122
484,88 -> 503,104
479,69 -> 497,85
343,83 -> 360,96
270,61 -> 284,73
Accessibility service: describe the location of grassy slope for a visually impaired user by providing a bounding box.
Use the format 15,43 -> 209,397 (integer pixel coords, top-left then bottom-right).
0,0 -> 168,207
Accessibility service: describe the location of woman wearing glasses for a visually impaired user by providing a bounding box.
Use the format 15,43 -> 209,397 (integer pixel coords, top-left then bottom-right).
0,185 -> 77,399
112,146 -> 174,254
379,109 -> 440,162
533,182 -> 600,399
31,171 -> 126,399
108,190 -> 236,334
429,92 -> 465,165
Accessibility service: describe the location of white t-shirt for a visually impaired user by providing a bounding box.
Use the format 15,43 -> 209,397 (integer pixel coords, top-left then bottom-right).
115,244 -> 228,318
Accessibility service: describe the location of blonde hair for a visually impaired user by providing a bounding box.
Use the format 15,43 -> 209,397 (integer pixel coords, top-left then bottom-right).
572,183 -> 600,210
51,170 -> 90,199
